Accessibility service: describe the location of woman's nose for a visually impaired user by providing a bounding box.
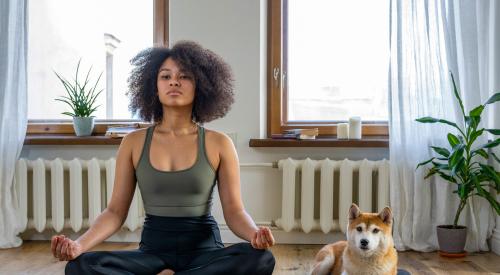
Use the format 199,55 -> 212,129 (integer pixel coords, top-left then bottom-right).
169,79 -> 180,86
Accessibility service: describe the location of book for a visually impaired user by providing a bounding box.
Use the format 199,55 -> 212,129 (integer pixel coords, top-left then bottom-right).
105,124 -> 140,138
283,128 -> 319,136
297,134 -> 316,140
271,133 -> 298,139
271,133 -> 317,140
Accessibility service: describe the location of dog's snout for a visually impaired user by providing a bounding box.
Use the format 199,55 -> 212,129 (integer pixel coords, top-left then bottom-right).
360,239 -> 369,247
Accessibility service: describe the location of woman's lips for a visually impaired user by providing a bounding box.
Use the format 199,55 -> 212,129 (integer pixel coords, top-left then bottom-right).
167,90 -> 182,96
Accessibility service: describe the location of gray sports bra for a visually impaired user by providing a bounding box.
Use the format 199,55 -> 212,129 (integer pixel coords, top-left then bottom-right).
135,124 -> 218,217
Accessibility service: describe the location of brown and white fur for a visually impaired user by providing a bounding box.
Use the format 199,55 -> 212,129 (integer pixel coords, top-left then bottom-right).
311,204 -> 397,275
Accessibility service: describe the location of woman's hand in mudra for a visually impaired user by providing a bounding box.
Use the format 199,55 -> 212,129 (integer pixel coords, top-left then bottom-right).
251,226 -> 275,250
51,235 -> 83,261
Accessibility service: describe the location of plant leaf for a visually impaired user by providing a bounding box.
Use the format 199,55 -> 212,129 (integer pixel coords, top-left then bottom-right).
447,133 -> 460,147
473,148 -> 489,159
55,98 -> 77,113
492,152 -> 500,164
469,105 -> 485,117
479,163 -> 500,191
471,174 -> 500,215
485,92 -> 500,105
415,117 -> 463,134
448,144 -> 465,168
437,171 -> 456,183
424,167 -> 439,179
431,160 -> 450,170
485,129 -> 500,135
450,72 -> 466,117
470,116 -> 481,130
469,128 -> 484,145
451,157 -> 465,178
481,138 -> 500,149
431,146 -> 450,157
61,112 -> 75,117
416,157 -> 435,170
53,58 -> 102,118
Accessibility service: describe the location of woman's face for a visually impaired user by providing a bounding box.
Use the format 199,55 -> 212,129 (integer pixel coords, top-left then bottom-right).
157,57 -> 196,108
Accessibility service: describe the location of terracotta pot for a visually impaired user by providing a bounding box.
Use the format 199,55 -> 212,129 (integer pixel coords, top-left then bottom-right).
436,225 -> 467,255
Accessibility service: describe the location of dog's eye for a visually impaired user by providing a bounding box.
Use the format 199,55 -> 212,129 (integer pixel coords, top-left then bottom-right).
356,226 -> 362,232
373,228 -> 379,233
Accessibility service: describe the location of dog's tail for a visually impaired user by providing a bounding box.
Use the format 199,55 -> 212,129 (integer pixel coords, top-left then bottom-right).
310,248 -> 335,275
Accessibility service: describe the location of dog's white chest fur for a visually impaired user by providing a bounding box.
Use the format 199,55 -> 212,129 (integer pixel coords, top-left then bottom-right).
342,252 -> 393,275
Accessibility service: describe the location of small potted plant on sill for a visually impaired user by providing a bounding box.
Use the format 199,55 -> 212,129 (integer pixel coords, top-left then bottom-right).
416,73 -> 500,257
54,59 -> 103,136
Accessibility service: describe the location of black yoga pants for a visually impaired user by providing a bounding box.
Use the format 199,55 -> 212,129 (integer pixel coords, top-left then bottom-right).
65,214 -> 275,275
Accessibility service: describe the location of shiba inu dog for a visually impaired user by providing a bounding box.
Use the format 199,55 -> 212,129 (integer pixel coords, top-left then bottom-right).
311,204 -> 398,275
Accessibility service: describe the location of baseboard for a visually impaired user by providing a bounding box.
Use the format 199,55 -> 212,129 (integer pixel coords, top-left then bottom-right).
20,225 -> 345,245
491,228 -> 500,255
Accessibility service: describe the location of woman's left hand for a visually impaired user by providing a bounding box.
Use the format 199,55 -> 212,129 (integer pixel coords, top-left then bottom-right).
251,226 -> 275,250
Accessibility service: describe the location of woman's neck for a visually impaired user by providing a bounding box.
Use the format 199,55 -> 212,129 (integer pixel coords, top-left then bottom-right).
156,110 -> 197,136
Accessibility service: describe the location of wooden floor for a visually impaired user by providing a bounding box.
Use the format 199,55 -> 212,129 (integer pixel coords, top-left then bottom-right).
1,241 -> 499,274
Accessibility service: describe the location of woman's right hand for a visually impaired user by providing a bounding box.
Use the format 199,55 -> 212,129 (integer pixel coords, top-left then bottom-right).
51,235 -> 83,261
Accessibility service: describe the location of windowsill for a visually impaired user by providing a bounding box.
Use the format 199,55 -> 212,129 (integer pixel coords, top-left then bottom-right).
249,136 -> 389,148
24,135 -> 390,147
24,134 -> 123,145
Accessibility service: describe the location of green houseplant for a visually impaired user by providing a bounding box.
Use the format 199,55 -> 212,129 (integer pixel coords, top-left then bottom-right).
416,73 -> 500,256
54,59 -> 103,136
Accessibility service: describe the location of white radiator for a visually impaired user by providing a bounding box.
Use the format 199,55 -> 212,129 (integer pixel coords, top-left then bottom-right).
274,158 -> 390,234
14,158 -> 144,233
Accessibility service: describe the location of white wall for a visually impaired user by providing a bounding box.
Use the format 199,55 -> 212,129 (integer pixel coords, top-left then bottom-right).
20,0 -> 389,243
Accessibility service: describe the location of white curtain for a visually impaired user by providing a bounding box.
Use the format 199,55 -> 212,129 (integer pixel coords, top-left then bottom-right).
443,0 -> 500,252
0,0 -> 28,248
389,0 -> 498,252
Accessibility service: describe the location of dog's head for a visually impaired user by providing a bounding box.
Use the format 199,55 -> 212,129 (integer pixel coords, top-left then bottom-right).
346,204 -> 393,257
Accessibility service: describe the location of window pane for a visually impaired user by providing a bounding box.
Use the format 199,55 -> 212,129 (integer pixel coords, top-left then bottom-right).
28,0 -> 153,120
287,0 -> 389,122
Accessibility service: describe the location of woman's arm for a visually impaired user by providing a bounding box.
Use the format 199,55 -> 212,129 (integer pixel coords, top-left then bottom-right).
52,132 -> 139,260
216,133 -> 275,248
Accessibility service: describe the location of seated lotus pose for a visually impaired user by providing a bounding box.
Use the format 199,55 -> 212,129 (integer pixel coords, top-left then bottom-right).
51,41 -> 276,275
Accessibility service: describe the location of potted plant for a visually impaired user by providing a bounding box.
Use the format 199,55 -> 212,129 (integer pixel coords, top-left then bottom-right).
54,59 -> 103,136
416,73 -> 500,257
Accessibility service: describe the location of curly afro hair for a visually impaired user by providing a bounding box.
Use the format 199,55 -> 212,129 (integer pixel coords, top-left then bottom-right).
127,41 -> 235,124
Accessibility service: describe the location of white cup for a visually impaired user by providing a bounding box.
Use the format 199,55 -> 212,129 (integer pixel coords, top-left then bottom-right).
348,116 -> 362,139
337,123 -> 349,139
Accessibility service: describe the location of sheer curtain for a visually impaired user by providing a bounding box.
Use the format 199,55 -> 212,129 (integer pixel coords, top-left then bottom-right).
389,0 -> 497,252
443,0 -> 500,252
0,0 -> 28,248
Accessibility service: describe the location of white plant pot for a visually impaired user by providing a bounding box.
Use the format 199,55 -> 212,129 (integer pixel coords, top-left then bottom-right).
73,117 -> 95,136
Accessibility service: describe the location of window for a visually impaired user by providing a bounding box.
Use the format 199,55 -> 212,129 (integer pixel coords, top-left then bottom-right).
268,0 -> 389,137
27,0 -> 168,133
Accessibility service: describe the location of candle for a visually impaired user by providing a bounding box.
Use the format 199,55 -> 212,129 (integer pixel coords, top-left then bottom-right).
337,123 -> 349,139
348,116 -> 362,139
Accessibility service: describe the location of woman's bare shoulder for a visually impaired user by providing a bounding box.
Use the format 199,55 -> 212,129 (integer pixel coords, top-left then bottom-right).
120,127 -> 149,148
204,128 -> 235,149
205,128 -> 231,143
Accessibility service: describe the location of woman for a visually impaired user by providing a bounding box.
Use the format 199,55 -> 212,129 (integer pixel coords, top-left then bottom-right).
51,41 -> 276,275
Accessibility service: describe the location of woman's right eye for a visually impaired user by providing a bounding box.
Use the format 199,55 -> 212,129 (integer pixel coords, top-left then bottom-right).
161,75 -> 170,79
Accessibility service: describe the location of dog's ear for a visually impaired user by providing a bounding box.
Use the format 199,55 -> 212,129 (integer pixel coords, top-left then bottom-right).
378,206 -> 392,224
349,204 -> 361,220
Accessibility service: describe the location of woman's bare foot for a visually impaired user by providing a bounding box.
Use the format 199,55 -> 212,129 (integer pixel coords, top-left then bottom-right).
157,269 -> 175,275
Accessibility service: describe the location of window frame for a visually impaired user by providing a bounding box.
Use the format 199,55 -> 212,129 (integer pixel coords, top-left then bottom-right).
267,0 -> 388,137
27,0 -> 169,134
